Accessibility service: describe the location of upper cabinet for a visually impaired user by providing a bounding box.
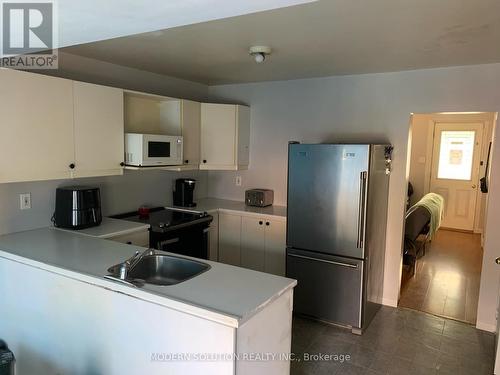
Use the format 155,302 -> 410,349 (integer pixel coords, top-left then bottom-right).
73,82 -> 124,178
0,69 -> 124,184
0,69 -> 251,183
200,104 -> 250,170
0,69 -> 75,183
123,91 -> 201,171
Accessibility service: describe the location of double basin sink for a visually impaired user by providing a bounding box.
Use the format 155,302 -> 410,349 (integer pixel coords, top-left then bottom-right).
106,249 -> 210,287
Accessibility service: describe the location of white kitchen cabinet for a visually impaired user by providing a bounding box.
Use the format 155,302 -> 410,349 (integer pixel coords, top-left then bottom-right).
241,216 -> 286,276
180,100 -> 201,167
264,219 -> 287,276
0,69 -> 75,183
73,81 -> 124,178
218,211 -> 286,276
200,104 -> 250,170
207,210 -> 219,261
241,216 -> 266,272
218,212 -> 242,266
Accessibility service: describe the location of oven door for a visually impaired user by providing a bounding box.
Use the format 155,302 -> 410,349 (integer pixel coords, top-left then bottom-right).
142,135 -> 183,166
150,225 -> 209,260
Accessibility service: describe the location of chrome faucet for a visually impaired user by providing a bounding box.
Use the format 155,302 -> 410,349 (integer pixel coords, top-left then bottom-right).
117,248 -> 155,280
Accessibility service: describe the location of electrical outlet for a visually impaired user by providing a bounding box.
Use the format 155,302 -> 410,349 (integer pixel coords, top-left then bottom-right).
20,193 -> 31,210
235,176 -> 242,186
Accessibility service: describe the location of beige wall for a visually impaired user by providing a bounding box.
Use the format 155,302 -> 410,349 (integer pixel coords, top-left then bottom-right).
208,63 -> 500,331
408,112 -> 495,233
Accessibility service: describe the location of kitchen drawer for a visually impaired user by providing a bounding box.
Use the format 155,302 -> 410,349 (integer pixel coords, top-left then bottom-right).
108,230 -> 149,247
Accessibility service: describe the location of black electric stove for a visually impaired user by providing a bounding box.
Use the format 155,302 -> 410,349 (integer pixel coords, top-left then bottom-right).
111,207 -> 213,259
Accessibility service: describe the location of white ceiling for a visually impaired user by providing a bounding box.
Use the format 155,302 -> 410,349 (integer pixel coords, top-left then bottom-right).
56,0 -> 315,46
63,0 -> 500,85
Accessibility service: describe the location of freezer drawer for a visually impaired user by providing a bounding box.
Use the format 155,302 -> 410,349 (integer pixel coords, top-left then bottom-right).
286,248 -> 363,328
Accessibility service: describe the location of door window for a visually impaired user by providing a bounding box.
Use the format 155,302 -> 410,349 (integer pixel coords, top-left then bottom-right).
437,130 -> 475,181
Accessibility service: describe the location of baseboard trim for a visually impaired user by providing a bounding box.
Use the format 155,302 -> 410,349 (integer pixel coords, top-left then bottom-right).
381,298 -> 398,307
476,321 -> 497,332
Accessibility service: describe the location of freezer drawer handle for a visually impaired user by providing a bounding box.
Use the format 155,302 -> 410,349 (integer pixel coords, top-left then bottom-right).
288,253 -> 358,269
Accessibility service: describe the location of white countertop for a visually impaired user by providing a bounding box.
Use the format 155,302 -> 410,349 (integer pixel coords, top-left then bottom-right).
54,217 -> 150,238
193,198 -> 287,218
0,228 -> 296,328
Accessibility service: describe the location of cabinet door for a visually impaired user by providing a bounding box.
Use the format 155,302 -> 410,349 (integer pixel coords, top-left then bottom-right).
208,211 -> 219,261
73,82 -> 124,178
241,216 -> 266,272
200,103 -> 236,168
0,69 -> 74,183
181,100 -> 201,166
265,219 -> 287,276
218,213 -> 241,266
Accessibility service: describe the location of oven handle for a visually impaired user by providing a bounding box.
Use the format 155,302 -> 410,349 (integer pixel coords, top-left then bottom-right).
158,237 -> 180,248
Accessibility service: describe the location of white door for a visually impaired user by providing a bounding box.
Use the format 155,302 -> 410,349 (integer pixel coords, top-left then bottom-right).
0,69 -> 74,183
241,217 -> 266,271
200,104 -> 236,167
264,219 -> 286,276
430,123 -> 484,230
73,82 -> 124,178
218,213 -> 241,266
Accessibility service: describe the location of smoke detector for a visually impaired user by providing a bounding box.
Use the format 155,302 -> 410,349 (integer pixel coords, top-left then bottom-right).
249,46 -> 272,63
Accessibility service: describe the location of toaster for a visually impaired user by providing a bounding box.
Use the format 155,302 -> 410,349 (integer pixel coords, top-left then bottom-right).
245,189 -> 274,207
53,186 -> 102,229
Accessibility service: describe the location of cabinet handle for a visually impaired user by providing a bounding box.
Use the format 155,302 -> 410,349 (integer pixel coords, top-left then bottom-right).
203,160 -> 207,164
184,160 -> 189,164
126,241 -> 132,245
266,222 -> 270,226
259,221 -> 263,225
120,162 -> 125,167
69,163 -> 75,169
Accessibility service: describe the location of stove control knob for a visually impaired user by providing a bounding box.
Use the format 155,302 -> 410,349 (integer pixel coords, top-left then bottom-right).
158,222 -> 166,228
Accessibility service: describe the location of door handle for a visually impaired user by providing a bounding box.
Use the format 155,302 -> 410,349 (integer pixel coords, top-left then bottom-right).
357,171 -> 367,248
288,253 -> 359,269
496,257 -> 500,265
472,184 -> 477,189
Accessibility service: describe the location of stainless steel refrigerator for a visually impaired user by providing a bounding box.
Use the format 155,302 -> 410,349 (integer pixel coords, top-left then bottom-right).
286,143 -> 392,334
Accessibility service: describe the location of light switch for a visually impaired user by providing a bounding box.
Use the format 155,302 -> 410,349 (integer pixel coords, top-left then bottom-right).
20,193 -> 31,210
235,176 -> 242,186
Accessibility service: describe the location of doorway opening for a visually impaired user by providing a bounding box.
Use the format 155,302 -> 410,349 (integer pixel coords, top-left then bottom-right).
399,112 -> 497,325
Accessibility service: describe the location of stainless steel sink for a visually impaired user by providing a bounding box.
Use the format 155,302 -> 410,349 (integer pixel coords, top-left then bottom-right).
106,251 -> 210,287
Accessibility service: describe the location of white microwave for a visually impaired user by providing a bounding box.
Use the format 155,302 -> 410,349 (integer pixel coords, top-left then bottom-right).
125,133 -> 183,167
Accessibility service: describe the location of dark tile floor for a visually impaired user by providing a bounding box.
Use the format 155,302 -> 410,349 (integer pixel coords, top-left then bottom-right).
291,306 -> 495,375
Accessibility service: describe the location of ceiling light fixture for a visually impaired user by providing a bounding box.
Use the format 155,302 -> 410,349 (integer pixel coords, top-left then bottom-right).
249,46 -> 272,63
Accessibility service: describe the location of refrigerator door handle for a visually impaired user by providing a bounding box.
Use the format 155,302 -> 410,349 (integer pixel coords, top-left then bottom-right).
357,171 -> 368,248
288,253 -> 359,269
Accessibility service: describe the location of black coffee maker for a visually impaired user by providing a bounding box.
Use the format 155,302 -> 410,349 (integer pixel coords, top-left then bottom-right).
173,179 -> 196,207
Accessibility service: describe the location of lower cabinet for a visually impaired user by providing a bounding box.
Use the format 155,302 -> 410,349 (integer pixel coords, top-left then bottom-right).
218,211 -> 286,276
219,212 -> 242,266
207,210 -> 219,261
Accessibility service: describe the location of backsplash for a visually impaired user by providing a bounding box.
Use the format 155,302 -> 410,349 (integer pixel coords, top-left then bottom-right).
0,170 -> 207,236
